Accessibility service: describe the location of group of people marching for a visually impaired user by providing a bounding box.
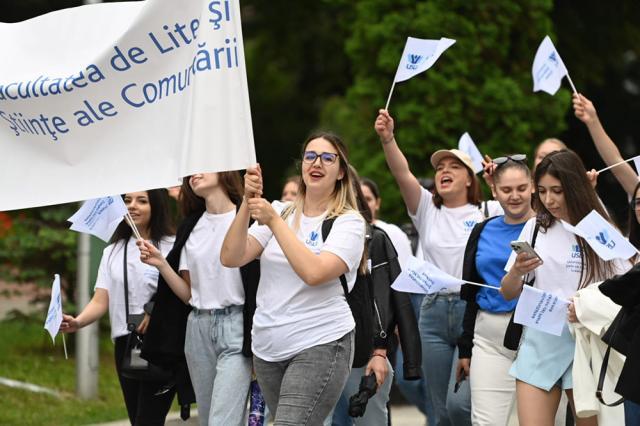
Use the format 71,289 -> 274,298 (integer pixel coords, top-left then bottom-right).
60,93 -> 640,426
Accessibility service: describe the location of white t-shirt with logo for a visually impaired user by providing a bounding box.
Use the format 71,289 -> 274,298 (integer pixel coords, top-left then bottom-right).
375,220 -> 412,268
248,201 -> 365,362
179,209 -> 244,309
505,218 -> 630,300
410,187 -> 503,292
95,236 -> 174,339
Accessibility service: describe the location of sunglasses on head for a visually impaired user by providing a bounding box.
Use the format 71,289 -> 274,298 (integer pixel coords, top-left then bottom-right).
492,154 -> 527,168
302,151 -> 339,165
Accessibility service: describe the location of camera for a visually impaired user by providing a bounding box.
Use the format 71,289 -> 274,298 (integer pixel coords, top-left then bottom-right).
348,373 -> 378,417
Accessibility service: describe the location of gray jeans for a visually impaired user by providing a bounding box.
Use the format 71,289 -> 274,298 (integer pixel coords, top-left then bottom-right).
184,306 -> 251,426
254,331 -> 354,426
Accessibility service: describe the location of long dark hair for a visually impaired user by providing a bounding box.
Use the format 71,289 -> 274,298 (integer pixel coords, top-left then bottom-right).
629,181 -> 640,250
534,150 -> 617,287
110,189 -> 174,249
179,171 -> 244,217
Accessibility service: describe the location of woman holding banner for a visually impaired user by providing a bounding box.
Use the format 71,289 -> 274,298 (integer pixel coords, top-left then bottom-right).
139,172 -> 255,426
456,156 -> 535,425
501,150 -> 625,426
61,190 -> 176,426
221,133 -> 366,425
374,110 -> 502,426
573,93 -> 640,424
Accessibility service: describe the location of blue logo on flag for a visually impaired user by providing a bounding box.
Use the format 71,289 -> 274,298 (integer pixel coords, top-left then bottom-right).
548,51 -> 559,66
405,53 -> 429,70
595,230 -> 616,249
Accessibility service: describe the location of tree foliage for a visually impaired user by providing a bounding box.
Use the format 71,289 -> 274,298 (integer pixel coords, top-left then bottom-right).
320,0 -> 572,222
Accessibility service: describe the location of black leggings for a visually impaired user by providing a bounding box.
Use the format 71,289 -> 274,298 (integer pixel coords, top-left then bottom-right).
114,335 -> 176,426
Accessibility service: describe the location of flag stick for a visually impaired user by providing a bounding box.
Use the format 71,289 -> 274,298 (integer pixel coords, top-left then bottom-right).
464,280 -> 500,290
61,334 -> 68,360
565,72 -> 578,95
384,81 -> 396,111
597,156 -> 639,173
124,213 -> 142,240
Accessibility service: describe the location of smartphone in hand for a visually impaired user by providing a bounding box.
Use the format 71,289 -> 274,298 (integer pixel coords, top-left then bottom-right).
510,241 -> 543,263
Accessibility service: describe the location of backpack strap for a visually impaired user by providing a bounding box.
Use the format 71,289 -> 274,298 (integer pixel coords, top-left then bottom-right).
321,217 -> 349,295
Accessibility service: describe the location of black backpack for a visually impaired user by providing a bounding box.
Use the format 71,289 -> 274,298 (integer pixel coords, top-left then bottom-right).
322,218 -> 374,368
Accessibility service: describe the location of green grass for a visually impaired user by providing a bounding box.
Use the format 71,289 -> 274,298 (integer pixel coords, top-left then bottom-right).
0,315 -> 128,426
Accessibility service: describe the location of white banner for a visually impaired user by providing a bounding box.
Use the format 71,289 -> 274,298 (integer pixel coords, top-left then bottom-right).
634,156 -> 640,177
391,255 -> 465,294
532,36 -> 569,95
562,211 -> 638,261
44,274 -> 63,343
514,285 -> 569,336
393,37 -> 456,83
0,0 -> 255,211
68,196 -> 128,242
458,132 -> 483,174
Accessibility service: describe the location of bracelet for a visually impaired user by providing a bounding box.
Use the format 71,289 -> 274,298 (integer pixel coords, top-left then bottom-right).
372,353 -> 387,360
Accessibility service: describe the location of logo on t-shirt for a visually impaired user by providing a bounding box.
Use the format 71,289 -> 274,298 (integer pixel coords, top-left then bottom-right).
463,220 -> 477,232
570,244 -> 581,258
306,230 -> 320,248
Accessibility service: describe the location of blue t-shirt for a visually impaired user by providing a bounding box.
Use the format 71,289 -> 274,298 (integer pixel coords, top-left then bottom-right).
475,216 -> 525,312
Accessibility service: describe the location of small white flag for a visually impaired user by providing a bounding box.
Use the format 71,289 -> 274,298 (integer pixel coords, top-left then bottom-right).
562,210 -> 638,261
393,37 -> 456,83
532,36 -> 569,95
514,285 -> 569,336
391,256 -> 465,294
68,196 -> 128,242
458,132 -> 484,174
44,274 -> 63,343
634,156 -> 640,177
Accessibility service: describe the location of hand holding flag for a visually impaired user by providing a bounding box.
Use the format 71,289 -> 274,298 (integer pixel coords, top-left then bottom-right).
514,285 -> 570,336
385,37 -> 456,109
532,36 -> 576,95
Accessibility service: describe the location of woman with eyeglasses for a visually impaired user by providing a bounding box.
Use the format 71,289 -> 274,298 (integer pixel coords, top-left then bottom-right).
501,149 -> 628,426
221,133 -> 366,425
374,110 -> 502,426
454,155 -> 534,425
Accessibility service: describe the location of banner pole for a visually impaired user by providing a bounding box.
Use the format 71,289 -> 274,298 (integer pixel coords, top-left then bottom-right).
384,81 -> 396,111
565,72 -> 578,95
597,156 -> 639,174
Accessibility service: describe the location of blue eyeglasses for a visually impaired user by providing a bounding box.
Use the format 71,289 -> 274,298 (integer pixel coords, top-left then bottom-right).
302,151 -> 339,165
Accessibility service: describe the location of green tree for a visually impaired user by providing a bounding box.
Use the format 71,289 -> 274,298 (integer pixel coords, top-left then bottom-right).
321,0 -> 571,222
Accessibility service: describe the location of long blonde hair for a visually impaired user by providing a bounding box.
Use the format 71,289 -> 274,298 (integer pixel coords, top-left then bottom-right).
282,132 -> 361,225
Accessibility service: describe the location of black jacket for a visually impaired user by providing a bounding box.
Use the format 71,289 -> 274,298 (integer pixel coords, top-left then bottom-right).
458,217 -> 500,359
141,211 -> 260,408
370,225 -> 422,380
599,263 -> 640,404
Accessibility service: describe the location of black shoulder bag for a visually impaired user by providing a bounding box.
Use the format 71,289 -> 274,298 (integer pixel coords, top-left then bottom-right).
503,222 -> 540,351
120,240 -> 173,382
595,308 -> 626,406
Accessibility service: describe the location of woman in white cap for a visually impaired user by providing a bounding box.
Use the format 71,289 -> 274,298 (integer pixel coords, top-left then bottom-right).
374,109 -> 501,426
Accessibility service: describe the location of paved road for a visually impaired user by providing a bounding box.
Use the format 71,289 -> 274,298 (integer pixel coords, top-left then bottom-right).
91,405 -> 426,426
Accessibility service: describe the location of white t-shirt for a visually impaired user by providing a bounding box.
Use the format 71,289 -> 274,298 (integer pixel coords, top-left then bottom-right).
410,187 -> 503,292
375,219 -> 412,268
95,236 -> 174,339
248,201 -> 365,362
505,218 -> 630,300
179,209 -> 244,309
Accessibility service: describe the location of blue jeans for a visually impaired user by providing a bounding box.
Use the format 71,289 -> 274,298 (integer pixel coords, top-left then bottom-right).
395,292 -> 433,425
326,359 -> 393,426
625,400 -> 640,426
184,306 -> 252,426
419,293 -> 471,426
254,331 -> 354,426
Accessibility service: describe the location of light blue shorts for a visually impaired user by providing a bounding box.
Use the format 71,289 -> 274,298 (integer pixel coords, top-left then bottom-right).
509,324 -> 574,391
